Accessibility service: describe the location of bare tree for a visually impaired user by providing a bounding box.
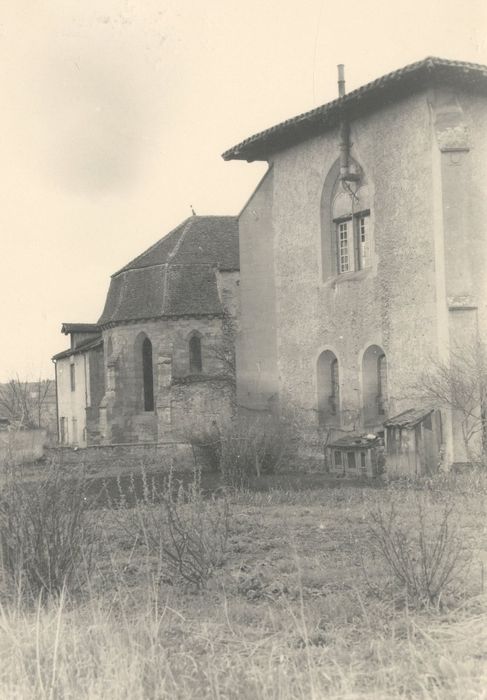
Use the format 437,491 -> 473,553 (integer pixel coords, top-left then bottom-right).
417,339 -> 487,463
0,377 -> 54,429
207,313 -> 237,384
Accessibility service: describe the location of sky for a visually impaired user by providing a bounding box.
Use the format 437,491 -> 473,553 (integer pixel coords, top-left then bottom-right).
0,0 -> 486,381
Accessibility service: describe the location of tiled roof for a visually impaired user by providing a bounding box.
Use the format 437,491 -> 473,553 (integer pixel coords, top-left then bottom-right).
98,215 -> 239,326
61,323 -> 100,335
329,434 -> 381,449
52,336 -> 103,361
223,57 -> 487,161
384,407 -> 434,429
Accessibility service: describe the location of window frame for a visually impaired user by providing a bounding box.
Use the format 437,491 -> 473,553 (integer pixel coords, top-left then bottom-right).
70,363 -> 76,392
346,452 -> 357,470
333,209 -> 371,275
189,333 -> 203,374
377,353 -> 387,416
142,337 -> 154,412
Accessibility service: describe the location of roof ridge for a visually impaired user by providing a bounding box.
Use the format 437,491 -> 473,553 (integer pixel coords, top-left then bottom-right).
112,217 -> 192,277
162,218 -> 195,314
223,56 -> 487,161
167,217 -> 194,263
112,215 -> 239,277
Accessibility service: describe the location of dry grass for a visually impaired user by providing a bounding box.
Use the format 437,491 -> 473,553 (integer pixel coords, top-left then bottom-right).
0,476 -> 486,698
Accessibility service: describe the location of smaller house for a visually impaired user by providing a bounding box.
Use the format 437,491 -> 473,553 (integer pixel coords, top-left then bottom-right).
326,434 -> 384,478
52,324 -> 104,447
384,408 -> 443,477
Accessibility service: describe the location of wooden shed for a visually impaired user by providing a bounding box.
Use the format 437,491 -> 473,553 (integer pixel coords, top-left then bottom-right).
384,408 -> 443,477
326,434 -> 385,478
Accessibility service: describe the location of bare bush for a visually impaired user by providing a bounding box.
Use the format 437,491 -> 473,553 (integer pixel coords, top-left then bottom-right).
0,377 -> 54,430
218,415 -> 298,488
417,339 -> 487,464
184,424 -> 222,471
366,495 -> 470,606
136,470 -> 229,589
0,464 -> 97,600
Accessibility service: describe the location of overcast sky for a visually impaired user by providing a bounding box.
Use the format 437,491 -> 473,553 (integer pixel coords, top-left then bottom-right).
0,0 -> 485,381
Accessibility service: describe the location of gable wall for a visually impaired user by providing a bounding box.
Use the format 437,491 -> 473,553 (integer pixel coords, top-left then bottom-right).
236,167 -> 279,410
237,86 -> 487,465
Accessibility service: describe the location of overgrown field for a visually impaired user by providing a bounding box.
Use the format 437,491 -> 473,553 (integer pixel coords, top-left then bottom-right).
0,469 -> 486,699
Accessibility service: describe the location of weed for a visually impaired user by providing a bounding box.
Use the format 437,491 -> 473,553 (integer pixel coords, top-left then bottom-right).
0,463 -> 98,601
366,494 -> 471,606
219,415 -> 298,488
135,469 -> 230,589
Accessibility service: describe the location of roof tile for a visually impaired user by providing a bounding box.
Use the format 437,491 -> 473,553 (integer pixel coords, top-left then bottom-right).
98,215 -> 238,326
223,57 -> 487,161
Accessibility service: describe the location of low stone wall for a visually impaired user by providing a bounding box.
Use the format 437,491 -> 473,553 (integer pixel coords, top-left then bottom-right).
46,441 -> 201,473
0,428 -> 47,465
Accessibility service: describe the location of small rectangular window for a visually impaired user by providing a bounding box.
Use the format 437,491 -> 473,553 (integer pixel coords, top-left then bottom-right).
70,363 -> 76,392
358,215 -> 370,269
347,452 -> 356,469
72,418 -> 78,444
360,451 -> 366,468
334,450 -> 342,466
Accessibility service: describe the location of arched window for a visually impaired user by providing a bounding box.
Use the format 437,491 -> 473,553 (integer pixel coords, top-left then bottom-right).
333,185 -> 371,274
377,353 -> 388,415
321,159 -> 372,280
189,333 -> 202,373
317,350 -> 340,424
362,345 -> 387,424
142,337 -> 154,411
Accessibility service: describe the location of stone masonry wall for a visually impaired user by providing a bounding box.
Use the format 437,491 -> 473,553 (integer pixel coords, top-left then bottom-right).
237,87 -> 487,467
98,315 -> 235,445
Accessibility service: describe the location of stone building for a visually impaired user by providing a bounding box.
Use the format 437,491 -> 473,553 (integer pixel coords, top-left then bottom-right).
53,216 -> 239,447
54,57 -> 487,474
223,56 -> 487,471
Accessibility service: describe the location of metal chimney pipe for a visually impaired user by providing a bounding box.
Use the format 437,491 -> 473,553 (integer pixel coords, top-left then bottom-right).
337,64 -> 346,97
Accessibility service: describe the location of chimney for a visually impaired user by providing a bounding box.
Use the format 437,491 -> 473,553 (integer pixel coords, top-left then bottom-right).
337,64 -> 346,98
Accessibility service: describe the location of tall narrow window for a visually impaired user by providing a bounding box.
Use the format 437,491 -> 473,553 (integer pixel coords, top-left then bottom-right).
142,337 -> 154,411
189,334 -> 202,373
317,350 -> 340,424
377,353 -> 388,415
362,345 -> 387,424
72,418 -> 78,444
70,363 -> 76,392
358,215 -> 370,269
331,183 -> 372,275
338,221 -> 352,273
330,358 -> 340,416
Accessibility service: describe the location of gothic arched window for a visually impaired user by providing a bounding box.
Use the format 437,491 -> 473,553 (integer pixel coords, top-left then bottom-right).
321,159 -> 372,280
317,350 -> 340,425
362,345 -> 387,424
142,337 -> 154,411
189,333 -> 202,374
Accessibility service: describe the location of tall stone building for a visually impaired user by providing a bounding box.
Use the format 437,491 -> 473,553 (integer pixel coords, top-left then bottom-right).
54,57 -> 487,473
223,56 -> 487,470
53,216 -> 239,447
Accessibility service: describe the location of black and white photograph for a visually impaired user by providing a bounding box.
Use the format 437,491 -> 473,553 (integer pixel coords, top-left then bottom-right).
0,1 -> 486,697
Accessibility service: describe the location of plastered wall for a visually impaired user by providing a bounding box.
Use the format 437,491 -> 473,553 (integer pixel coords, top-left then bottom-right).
237,87 -> 487,465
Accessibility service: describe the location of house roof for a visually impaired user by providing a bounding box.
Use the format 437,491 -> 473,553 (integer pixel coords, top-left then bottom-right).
52,336 -> 103,361
98,215 -> 239,326
384,407 -> 434,429
329,433 -> 381,450
222,57 -> 487,162
61,323 -> 100,335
